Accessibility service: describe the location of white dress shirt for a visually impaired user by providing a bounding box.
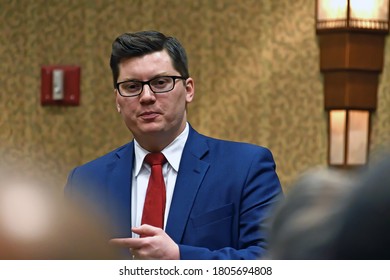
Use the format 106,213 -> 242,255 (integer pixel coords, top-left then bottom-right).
131,123 -> 189,237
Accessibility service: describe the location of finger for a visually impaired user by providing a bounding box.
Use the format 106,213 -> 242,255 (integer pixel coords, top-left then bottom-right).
132,224 -> 162,237
109,238 -> 143,249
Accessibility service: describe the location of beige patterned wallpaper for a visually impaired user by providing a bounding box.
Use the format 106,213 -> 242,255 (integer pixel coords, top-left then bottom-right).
0,0 -> 389,191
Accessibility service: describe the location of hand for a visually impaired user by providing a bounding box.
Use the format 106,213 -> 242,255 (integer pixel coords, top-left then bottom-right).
109,224 -> 180,260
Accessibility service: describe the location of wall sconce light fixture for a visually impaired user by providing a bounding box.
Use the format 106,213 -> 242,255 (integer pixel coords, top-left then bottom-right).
316,0 -> 390,168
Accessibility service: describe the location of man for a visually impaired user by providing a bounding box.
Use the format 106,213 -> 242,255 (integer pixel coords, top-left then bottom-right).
65,30 -> 283,260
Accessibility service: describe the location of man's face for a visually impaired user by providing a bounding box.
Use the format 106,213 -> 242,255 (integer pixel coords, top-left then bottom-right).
115,50 -> 194,151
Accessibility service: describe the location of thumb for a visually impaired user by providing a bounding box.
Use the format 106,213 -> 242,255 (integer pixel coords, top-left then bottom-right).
132,224 -> 161,237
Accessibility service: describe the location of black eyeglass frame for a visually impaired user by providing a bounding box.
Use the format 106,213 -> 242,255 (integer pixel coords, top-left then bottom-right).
115,75 -> 187,97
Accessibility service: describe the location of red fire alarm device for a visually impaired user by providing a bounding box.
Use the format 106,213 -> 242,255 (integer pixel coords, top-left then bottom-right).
41,65 -> 81,106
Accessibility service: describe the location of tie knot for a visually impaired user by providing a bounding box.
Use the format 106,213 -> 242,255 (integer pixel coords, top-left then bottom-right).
145,152 -> 166,166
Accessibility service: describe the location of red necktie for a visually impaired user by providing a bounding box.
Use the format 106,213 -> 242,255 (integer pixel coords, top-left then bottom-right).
141,153 -> 167,230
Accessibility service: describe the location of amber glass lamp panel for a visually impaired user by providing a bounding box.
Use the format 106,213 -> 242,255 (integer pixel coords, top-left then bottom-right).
317,0 -> 389,30
347,110 -> 369,165
329,110 -> 370,166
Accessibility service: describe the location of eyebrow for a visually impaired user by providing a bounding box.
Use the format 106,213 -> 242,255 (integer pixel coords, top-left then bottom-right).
118,73 -> 177,83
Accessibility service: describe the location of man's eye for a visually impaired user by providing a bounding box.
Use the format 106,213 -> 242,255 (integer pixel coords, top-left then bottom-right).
124,83 -> 141,91
157,79 -> 167,85
152,78 -> 170,87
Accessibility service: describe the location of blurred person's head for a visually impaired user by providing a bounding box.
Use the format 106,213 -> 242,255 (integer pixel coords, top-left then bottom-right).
0,175 -> 119,259
266,168 -> 354,259
332,156 -> 390,259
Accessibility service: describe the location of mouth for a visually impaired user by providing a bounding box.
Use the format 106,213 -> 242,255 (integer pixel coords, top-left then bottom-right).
139,111 -> 161,121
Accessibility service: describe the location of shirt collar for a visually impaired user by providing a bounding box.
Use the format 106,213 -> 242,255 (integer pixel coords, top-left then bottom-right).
133,123 -> 189,176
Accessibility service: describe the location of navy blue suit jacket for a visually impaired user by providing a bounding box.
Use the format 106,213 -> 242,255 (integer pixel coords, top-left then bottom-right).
65,126 -> 283,259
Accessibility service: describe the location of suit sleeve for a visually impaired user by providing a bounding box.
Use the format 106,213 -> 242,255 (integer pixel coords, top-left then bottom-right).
178,148 -> 283,260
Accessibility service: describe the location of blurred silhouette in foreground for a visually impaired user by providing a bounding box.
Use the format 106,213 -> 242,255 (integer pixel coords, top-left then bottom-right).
0,171 -> 119,260
331,156 -> 390,259
266,155 -> 390,260
265,167 -> 354,259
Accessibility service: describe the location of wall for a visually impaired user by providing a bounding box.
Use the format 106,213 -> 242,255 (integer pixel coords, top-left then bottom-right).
0,0 -> 389,190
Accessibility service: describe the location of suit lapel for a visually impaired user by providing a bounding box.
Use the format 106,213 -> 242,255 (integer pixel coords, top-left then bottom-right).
165,128 -> 210,243
106,142 -> 134,238
104,129 -> 209,241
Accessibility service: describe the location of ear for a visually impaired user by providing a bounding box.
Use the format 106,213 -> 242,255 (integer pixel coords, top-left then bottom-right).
185,77 -> 195,103
114,89 -> 121,113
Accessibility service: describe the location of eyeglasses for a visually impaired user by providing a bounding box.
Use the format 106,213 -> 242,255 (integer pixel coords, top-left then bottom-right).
116,76 -> 187,97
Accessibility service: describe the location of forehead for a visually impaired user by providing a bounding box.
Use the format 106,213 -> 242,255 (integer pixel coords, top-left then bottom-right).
118,50 -> 175,79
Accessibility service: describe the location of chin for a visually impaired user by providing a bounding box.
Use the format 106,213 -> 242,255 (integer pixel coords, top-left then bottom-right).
138,123 -> 166,134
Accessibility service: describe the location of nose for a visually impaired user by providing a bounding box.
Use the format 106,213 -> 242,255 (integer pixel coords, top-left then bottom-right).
139,84 -> 156,103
